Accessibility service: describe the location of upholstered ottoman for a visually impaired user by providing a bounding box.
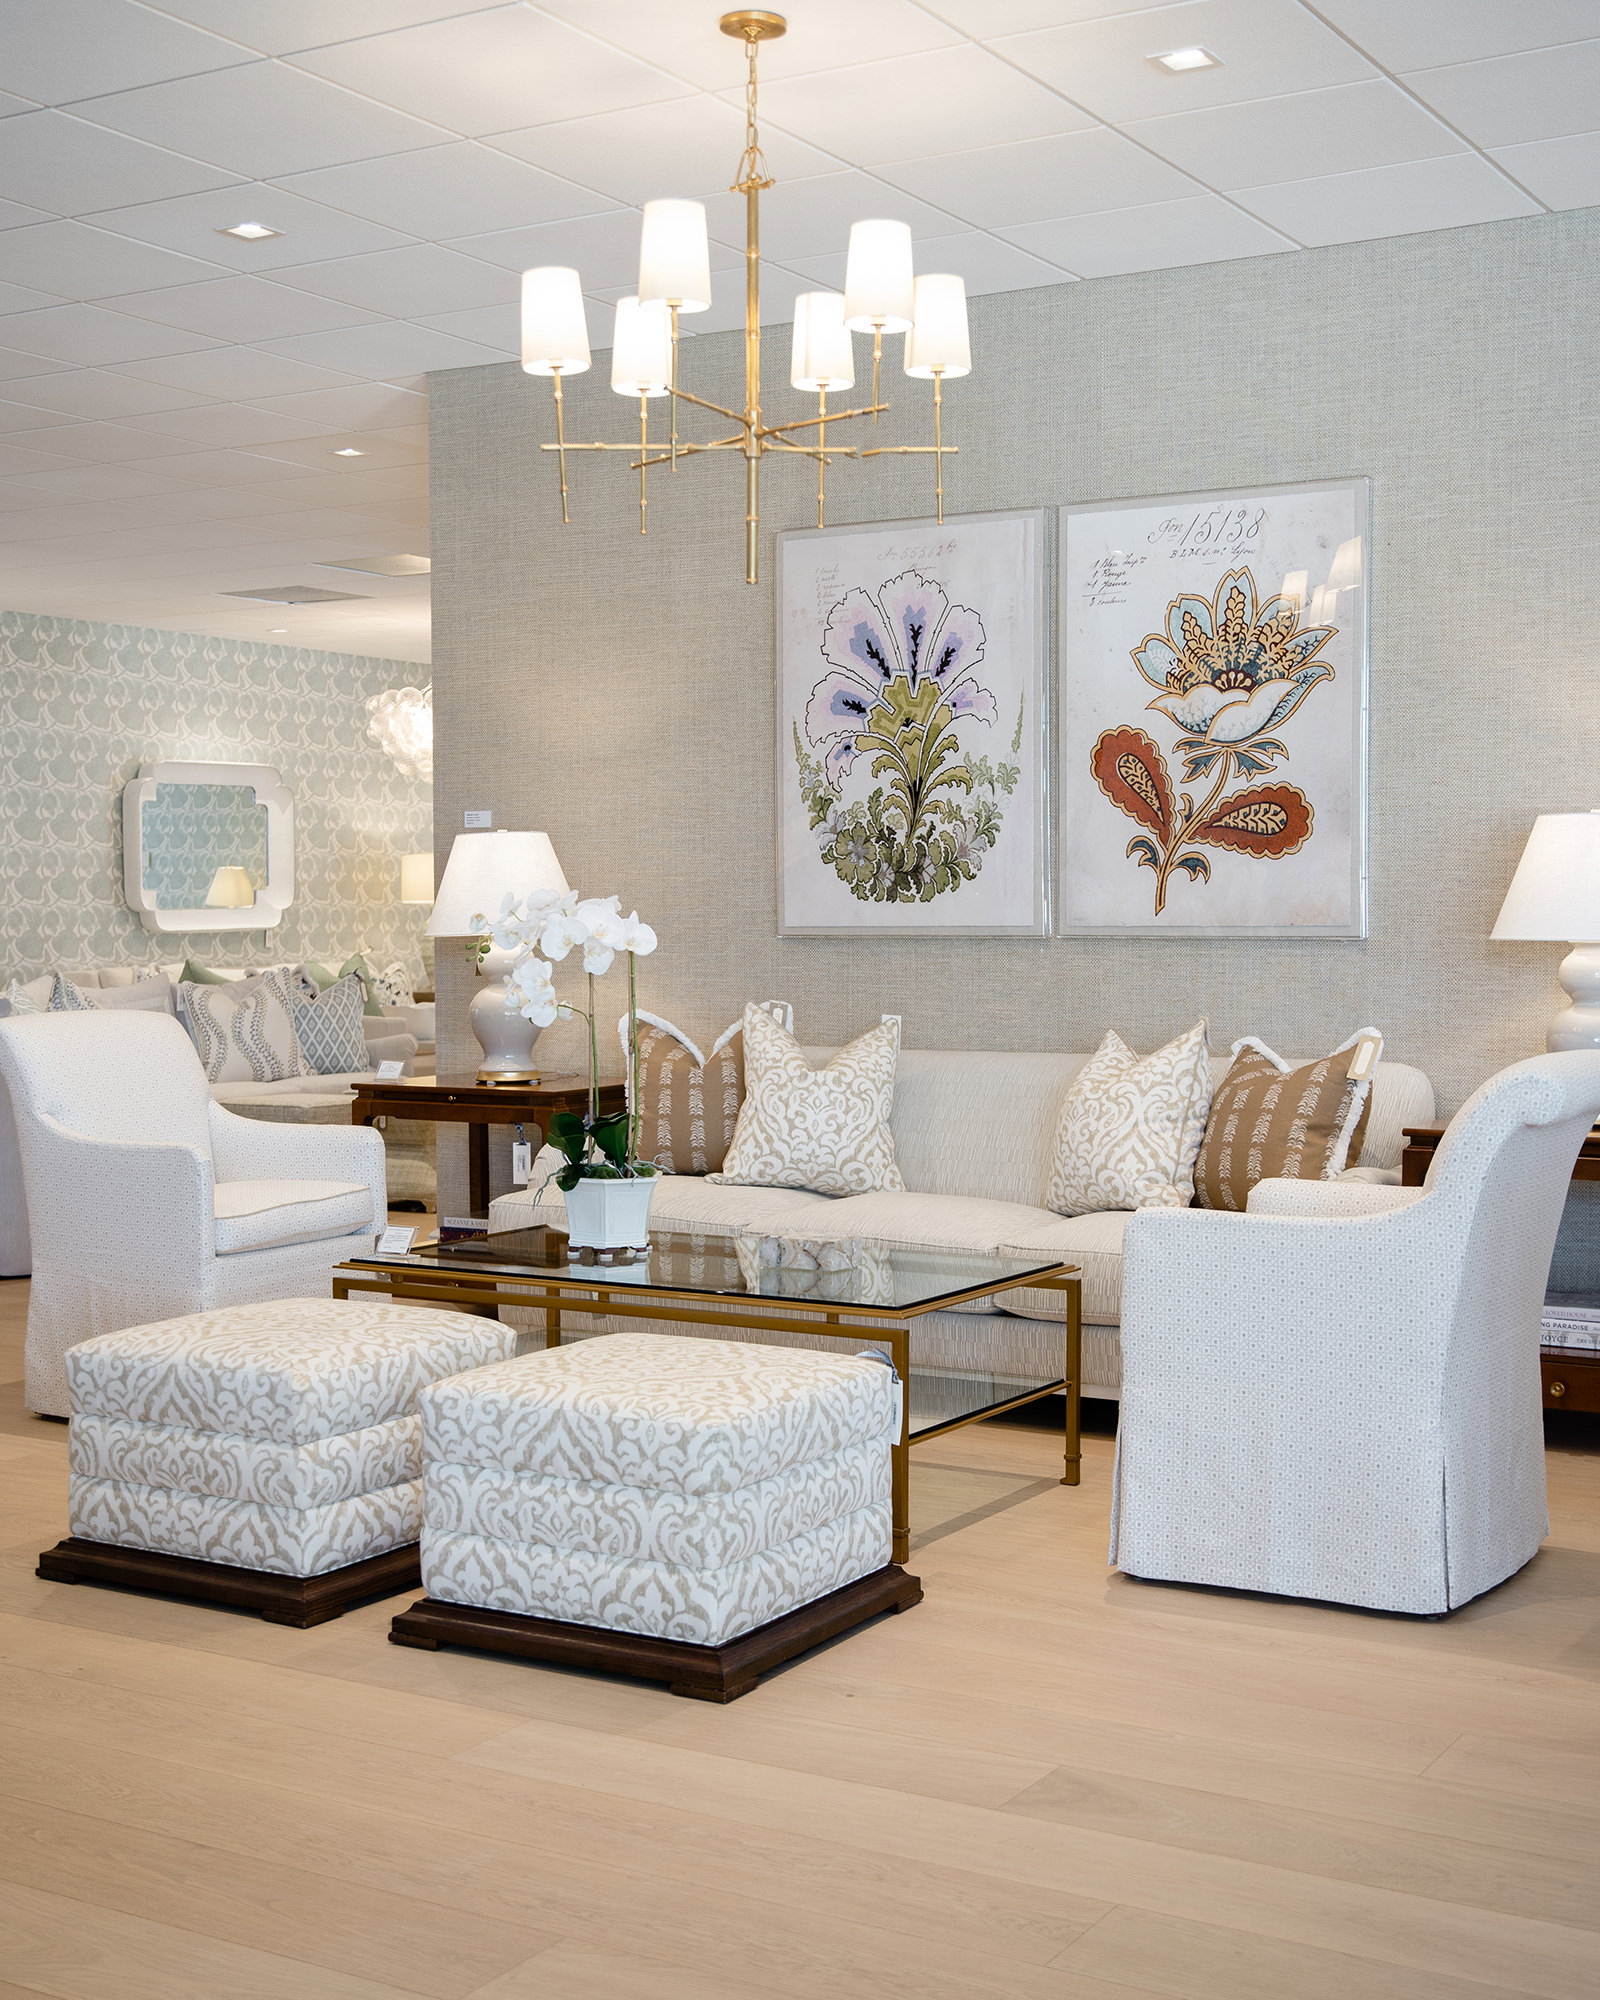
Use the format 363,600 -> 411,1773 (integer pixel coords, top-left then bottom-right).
390,1331 -> 921,1700
37,1299 -> 515,1626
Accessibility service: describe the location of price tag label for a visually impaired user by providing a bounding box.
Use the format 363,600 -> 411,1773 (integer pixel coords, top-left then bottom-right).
376,1225 -> 416,1255
512,1141 -> 532,1184
375,1059 -> 405,1080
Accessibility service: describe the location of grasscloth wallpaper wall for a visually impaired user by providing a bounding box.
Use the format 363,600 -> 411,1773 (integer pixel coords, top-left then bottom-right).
428,207 -> 1598,1211
0,611 -> 430,980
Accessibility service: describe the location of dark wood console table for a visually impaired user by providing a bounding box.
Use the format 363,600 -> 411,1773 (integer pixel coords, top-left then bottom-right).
1401,1122 -> 1600,1413
351,1073 -> 627,1218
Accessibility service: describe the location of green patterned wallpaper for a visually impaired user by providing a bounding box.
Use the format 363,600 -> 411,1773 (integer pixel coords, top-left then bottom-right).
0,610 -> 431,981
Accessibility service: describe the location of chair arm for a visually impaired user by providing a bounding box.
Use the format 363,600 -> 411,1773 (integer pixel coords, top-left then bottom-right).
24,1111 -> 213,1268
207,1102 -> 388,1222
1246,1178 -> 1425,1219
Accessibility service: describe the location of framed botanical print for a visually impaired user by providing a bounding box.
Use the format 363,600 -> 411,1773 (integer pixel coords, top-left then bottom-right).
776,509 -> 1050,938
1057,479 -> 1369,938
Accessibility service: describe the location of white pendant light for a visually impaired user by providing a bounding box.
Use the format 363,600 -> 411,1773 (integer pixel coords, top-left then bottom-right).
904,273 -> 971,379
638,198 -> 712,312
610,296 -> 673,396
843,219 -> 915,332
790,292 -> 854,392
520,267 -> 590,375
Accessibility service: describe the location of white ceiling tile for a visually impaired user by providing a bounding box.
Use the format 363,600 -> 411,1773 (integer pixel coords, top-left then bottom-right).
0,90 -> 40,116
247,382 -> 427,427
750,47 -> 1095,167
132,3 -> 499,58
1127,80 -> 1467,188
109,346 -> 363,397
491,96 -> 835,207
83,182 -> 416,270
0,367 -> 217,417
1312,0 -> 1600,71
0,397 -> 76,431
1488,131 -> 1600,209
100,273 -> 384,339
0,109 -> 241,212
411,302 -> 518,350
586,260 -> 807,335
273,141 -> 612,240
0,280 -> 60,313
0,438 -> 82,475
250,321 -> 508,375
0,302 -> 225,364
1402,42 -> 1600,148
995,1 -> 1376,124
289,9 -> 691,135
879,229 -> 1072,297
0,0 -> 252,103
448,208 -> 729,290
0,218 -> 230,299
71,60 -> 453,179
0,198 -> 54,229
875,128 -> 1205,229
117,444 -> 322,485
5,459 -> 191,499
998,193 -> 1293,276
117,403 -> 344,447
702,169 -> 960,262
274,243 -> 514,316
0,418 -> 214,462
0,346 -> 73,380
1233,153 -> 1541,246
237,431 -> 427,471
369,423 -> 429,449
236,465 -> 430,508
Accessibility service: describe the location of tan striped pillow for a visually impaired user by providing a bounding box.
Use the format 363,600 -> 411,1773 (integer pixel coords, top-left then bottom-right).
620,1004 -> 791,1176
1195,1029 -> 1384,1211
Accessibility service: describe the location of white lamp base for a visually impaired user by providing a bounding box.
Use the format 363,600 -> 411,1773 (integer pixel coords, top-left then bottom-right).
1548,943 -> 1600,1052
470,947 -> 542,1083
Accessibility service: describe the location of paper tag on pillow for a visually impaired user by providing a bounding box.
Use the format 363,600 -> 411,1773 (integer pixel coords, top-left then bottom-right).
511,1140 -> 532,1183
375,1059 -> 405,1080
1346,1032 -> 1381,1081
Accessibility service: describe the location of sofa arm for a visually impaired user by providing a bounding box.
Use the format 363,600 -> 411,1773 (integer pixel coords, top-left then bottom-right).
208,1102 -> 387,1224
1246,1178 -> 1425,1220
361,1032 -> 418,1074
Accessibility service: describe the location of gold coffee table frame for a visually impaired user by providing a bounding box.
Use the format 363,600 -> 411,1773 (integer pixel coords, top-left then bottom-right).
333,1250 -> 1081,1566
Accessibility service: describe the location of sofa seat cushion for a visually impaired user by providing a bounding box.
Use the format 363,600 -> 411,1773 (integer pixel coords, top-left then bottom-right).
814,1189 -> 1058,1255
491,1155 -> 836,1239
994,1211 -> 1132,1325
213,1179 -> 374,1254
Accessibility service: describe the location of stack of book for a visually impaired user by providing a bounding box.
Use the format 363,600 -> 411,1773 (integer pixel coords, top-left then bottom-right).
1542,1295 -> 1600,1350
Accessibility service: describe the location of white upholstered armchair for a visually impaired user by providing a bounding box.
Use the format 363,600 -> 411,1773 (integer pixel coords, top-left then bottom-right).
1112,1052 -> 1600,1616
0,1012 -> 388,1418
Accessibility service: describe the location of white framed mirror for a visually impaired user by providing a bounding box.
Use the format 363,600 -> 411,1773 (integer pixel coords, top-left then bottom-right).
121,760 -> 294,934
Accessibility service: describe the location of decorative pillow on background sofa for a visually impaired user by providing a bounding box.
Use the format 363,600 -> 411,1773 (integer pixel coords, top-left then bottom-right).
290,972 -> 370,1076
1046,1020 -> 1213,1216
49,972 -> 175,1015
711,1006 -> 904,1198
619,1001 -> 793,1175
1194,1028 -> 1384,1211
180,968 -> 304,1084
0,977 -> 48,1016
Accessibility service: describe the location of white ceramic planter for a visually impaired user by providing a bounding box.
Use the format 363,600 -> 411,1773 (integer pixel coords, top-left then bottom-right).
563,1174 -> 657,1251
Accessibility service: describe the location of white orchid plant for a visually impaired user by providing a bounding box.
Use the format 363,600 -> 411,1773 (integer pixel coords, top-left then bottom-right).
472,891 -> 658,1189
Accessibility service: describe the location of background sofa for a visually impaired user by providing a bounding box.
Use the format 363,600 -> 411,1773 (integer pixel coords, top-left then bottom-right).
489,1044 -> 1437,1399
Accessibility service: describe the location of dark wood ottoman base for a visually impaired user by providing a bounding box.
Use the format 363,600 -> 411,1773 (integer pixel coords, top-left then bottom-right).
389,1562 -> 923,1702
36,1537 -> 422,1628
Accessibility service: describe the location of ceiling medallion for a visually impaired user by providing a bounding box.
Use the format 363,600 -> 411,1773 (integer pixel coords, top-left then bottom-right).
519,10 -> 972,584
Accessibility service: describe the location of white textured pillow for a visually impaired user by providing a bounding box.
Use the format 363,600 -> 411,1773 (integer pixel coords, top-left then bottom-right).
1046,1021 -> 1213,1216
181,967 -> 305,1084
710,1006 -> 904,1198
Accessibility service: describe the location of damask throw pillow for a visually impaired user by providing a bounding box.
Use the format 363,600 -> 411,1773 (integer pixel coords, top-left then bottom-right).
1046,1021 -> 1213,1216
180,967 -> 305,1085
1194,1028 -> 1384,1211
620,1001 -> 793,1175
710,1006 -> 904,1198
291,972 -> 370,1076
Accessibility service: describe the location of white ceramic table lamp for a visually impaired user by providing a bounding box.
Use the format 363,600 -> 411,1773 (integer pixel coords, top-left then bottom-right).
427,832 -> 570,1082
1491,812 -> 1600,1050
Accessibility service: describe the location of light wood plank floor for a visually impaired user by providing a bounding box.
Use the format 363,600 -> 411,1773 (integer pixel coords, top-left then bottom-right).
1,1276 -> 1597,2000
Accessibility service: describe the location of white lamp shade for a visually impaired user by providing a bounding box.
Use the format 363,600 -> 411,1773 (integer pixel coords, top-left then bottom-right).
399,851 -> 434,904
904,273 -> 971,378
637,199 -> 711,313
1491,813 -> 1600,941
790,292 -> 854,392
610,295 -> 673,396
204,865 -> 255,909
426,831 -> 571,937
843,219 -> 915,333
521,267 -> 590,376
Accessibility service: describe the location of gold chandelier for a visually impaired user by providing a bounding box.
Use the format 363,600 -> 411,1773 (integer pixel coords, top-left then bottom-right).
518,9 -> 972,585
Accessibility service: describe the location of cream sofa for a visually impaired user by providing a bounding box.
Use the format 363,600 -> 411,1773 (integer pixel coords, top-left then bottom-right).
0,964 -> 418,1278
489,1045 -> 1435,1399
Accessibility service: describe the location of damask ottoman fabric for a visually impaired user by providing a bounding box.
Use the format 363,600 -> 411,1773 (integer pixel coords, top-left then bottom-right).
70,1412 -> 421,1510
69,1474 -> 422,1578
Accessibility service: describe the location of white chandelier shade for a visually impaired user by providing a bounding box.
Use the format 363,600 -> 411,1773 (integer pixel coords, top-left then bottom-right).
611,296 -> 673,396
790,292 -> 854,392
904,273 -> 972,379
842,219 -> 916,332
637,198 -> 713,312
365,685 -> 434,782
520,267 -> 590,376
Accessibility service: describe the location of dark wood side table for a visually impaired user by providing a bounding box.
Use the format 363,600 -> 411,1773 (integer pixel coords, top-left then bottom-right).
351,1073 -> 627,1218
1402,1122 -> 1600,1413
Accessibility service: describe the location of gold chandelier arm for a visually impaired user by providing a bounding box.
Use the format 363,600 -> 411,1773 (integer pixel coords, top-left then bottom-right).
639,391 -> 648,534
666,383 -> 745,424
757,403 -> 886,438
550,366 -> 569,524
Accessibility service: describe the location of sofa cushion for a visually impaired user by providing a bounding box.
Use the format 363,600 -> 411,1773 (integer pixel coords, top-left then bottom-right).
713,1008 -> 904,1198
1047,1021 -> 1213,1216
995,1211 -> 1132,1326
213,1178 -> 373,1254
1195,1029 -> 1383,1210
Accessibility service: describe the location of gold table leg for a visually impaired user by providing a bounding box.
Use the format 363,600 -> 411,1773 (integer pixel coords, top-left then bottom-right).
1062,1280 -> 1081,1487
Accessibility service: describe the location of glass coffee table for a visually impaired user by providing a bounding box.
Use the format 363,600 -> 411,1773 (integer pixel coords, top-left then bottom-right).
334,1226 -> 1081,1565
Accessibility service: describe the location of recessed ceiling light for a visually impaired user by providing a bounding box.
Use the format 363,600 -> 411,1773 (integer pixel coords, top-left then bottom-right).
333,446 -> 365,457
268,626 -> 288,633
1150,46 -> 1220,71
222,585 -> 369,605
219,221 -> 281,240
